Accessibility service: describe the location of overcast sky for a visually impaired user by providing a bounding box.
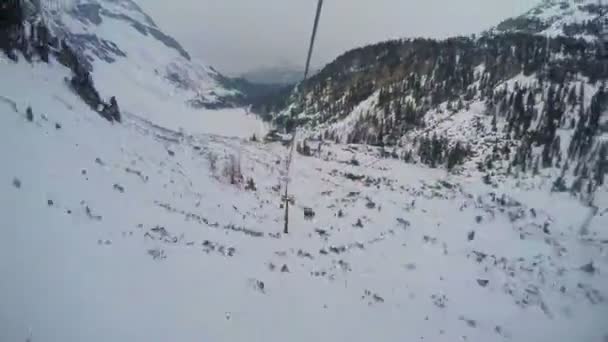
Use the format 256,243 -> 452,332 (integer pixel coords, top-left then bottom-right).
137,0 -> 538,76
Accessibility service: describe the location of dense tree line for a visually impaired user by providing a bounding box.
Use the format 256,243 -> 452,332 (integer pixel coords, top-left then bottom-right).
254,30 -> 607,186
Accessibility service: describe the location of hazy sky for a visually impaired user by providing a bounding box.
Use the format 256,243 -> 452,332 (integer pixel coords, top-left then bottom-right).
137,0 -> 539,75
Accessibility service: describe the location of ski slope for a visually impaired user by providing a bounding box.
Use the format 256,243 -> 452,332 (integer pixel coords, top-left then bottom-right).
1,57 -> 607,342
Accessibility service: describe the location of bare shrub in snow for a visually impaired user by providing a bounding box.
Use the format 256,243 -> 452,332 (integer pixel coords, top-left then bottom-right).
206,152 -> 218,174
223,154 -> 243,185
148,248 -> 166,260
245,177 -> 256,191
432,294 -> 448,308
296,140 -> 312,156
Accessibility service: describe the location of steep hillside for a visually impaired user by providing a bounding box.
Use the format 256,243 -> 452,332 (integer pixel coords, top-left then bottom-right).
2,1 -> 608,341
52,0 -> 242,109
2,50 -> 608,342
257,1 -> 608,200
1,0 -> 262,131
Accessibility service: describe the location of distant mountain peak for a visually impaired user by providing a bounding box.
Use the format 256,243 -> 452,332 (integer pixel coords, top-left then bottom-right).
64,0 -> 190,60
493,0 -> 605,41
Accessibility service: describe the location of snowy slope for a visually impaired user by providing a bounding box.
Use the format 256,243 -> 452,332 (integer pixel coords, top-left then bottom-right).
494,0 -> 602,41
2,53 -> 608,342
40,0 -> 243,131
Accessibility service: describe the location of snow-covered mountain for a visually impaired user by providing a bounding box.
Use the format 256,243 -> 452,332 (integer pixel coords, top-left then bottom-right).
58,0 -> 241,108
1,1 -> 608,342
493,0 -> 602,40
7,0 -> 248,130
258,0 -> 608,201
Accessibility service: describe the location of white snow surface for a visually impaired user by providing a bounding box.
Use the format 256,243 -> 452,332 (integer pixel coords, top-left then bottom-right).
1,58 -> 608,342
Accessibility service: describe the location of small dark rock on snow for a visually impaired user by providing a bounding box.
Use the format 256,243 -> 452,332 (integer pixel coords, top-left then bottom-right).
281,264 -> 290,273
459,316 -> 477,328
397,218 -> 410,228
26,107 -> 33,121
366,200 -> 376,209
12,178 -> 21,189
468,230 -> 475,241
256,280 -> 265,293
477,279 -> 489,287
372,294 -> 385,303
113,184 -> 125,193
580,262 -> 596,274
55,123 -> 62,129
543,223 -> 551,235
47,199 -> 54,206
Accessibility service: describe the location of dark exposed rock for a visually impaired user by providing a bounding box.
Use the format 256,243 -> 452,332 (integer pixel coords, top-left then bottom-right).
468,230 -> 475,241
397,218 -> 411,228
372,294 -> 384,303
255,279 -> 265,293
580,262 -> 596,274
147,248 -> 166,260
344,173 -> 365,181
477,279 -> 489,287
365,199 -> 376,209
25,106 -> 33,121
472,251 -> 487,262
459,316 -> 477,328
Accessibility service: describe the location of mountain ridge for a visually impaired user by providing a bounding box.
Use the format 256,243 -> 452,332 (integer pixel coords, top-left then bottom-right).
255,0 -> 608,199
